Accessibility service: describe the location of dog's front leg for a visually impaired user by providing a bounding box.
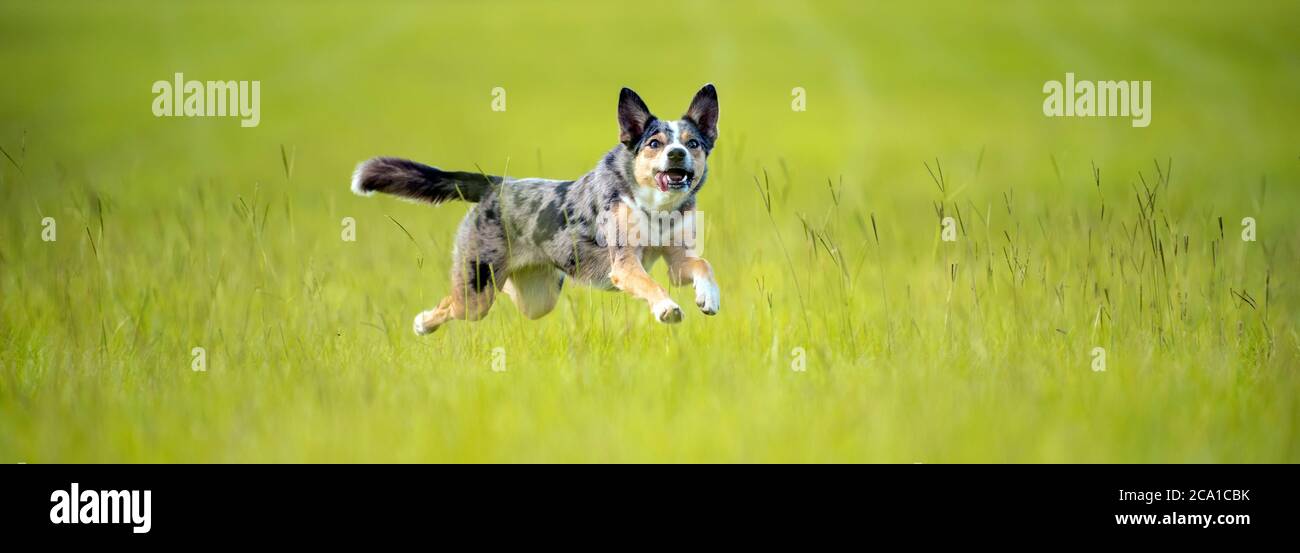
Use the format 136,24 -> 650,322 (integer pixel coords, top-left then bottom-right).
609,248 -> 682,323
665,247 -> 719,315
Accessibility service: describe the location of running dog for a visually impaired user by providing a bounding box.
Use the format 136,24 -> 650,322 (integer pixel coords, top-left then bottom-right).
351,84 -> 721,335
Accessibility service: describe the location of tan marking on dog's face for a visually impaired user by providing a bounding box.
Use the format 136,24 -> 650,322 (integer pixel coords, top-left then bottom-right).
633,131 -> 669,189
678,127 -> 708,180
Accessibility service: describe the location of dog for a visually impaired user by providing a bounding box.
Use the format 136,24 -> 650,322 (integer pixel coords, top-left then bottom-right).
351,84 -> 721,335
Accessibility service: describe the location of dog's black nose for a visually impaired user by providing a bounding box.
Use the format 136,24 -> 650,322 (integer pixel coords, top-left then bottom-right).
667,148 -> 687,162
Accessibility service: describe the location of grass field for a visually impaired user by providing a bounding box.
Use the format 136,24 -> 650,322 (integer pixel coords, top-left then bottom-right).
1,0 -> 1298,462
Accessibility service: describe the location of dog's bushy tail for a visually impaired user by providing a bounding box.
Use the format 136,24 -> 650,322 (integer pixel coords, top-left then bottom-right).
351,157 -> 501,203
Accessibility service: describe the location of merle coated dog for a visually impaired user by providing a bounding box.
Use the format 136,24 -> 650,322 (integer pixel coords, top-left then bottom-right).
352,85 -> 721,335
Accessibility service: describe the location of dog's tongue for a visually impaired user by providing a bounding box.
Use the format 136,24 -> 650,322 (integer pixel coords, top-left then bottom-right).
656,171 -> 689,191
655,172 -> 671,192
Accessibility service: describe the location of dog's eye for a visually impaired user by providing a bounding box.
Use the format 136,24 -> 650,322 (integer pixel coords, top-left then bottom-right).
687,139 -> 700,149
647,139 -> 661,149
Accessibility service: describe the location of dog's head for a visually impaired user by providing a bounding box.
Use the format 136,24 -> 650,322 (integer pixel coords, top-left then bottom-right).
617,84 -> 719,195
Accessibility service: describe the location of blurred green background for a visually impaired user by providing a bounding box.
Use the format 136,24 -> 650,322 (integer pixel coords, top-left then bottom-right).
1,0 -> 1297,462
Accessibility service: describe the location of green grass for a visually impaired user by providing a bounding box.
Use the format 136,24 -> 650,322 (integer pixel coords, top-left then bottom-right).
1,0 -> 1297,462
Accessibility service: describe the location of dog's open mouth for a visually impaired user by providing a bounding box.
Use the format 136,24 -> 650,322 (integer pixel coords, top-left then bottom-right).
655,168 -> 694,192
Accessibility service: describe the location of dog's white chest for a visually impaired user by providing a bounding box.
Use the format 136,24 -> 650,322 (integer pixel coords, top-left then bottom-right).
630,187 -> 688,213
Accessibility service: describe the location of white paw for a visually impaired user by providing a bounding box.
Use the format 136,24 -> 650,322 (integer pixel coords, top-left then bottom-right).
413,311 -> 434,336
651,299 -> 683,324
695,280 -> 720,315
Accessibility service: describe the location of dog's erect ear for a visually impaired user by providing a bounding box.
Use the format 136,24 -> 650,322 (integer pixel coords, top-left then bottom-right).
618,87 -> 655,148
683,83 -> 719,142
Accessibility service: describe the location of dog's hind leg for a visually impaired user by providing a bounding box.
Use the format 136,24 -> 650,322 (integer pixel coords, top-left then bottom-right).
413,205 -> 507,335
502,266 -> 564,320
414,284 -> 496,335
